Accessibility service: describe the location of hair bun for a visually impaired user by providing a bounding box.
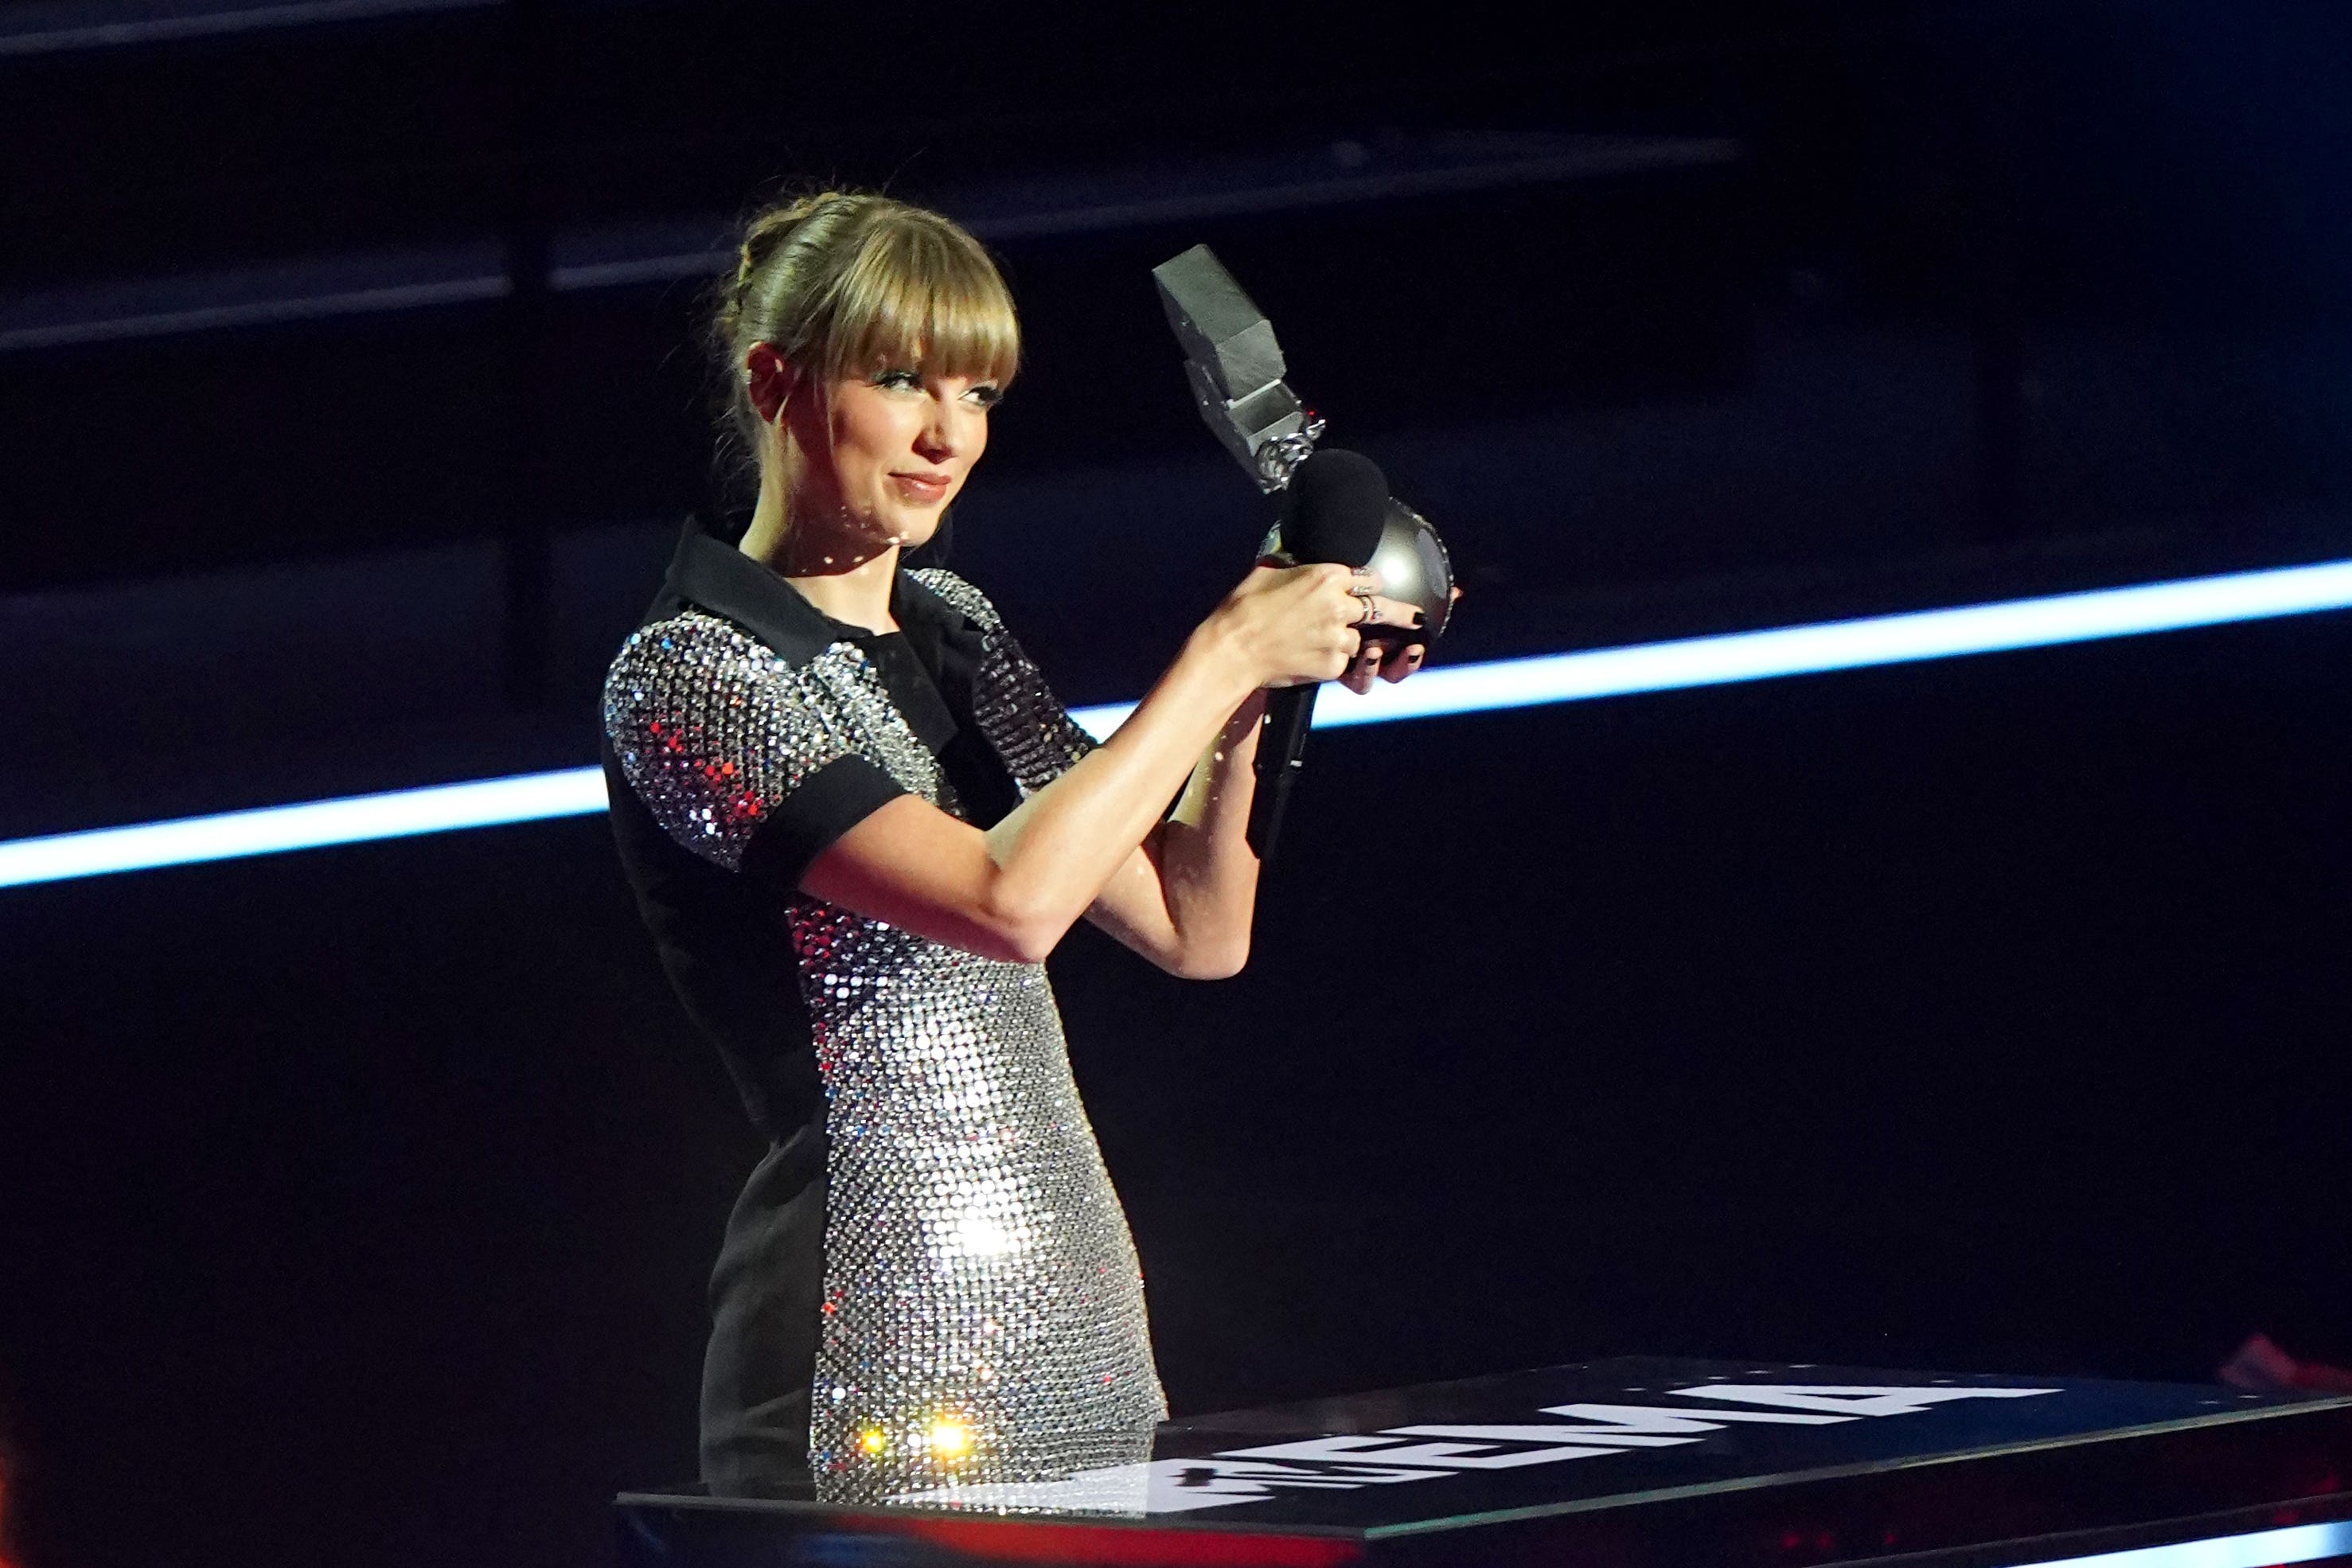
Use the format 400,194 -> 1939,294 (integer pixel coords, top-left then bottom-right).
735,189 -> 850,298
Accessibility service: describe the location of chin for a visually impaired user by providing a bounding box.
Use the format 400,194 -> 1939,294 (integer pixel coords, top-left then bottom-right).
882,506 -> 947,552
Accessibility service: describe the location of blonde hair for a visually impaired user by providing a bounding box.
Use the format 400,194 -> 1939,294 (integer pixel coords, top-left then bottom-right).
708,189 -> 1020,509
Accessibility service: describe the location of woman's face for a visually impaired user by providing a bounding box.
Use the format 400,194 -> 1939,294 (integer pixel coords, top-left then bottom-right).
786,363 -> 1000,553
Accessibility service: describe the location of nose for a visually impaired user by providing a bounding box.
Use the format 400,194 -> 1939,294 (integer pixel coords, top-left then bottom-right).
914,392 -> 961,463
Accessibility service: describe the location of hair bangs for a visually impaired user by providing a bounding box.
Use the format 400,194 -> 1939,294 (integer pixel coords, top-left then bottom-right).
821,220 -> 1020,389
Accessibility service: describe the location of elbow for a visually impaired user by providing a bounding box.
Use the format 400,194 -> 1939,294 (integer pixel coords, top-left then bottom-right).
1002,922 -> 1063,968
1170,933 -> 1250,981
981,886 -> 1072,967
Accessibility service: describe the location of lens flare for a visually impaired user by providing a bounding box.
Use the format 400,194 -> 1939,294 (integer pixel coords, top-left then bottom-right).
928,1418 -> 973,1459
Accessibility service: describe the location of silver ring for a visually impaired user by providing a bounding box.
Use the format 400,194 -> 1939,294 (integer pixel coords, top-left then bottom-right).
1353,591 -> 1379,628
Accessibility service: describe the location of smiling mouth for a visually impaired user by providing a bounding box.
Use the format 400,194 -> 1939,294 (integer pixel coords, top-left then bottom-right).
891,472 -> 952,502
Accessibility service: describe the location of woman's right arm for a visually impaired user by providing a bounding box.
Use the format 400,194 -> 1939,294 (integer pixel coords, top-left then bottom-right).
798,562 -> 1388,963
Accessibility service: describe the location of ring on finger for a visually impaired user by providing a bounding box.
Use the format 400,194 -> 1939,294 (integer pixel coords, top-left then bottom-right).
1352,590 -> 1380,627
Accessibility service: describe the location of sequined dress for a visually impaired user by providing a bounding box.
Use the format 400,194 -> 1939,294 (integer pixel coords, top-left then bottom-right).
601,523 -> 1166,1501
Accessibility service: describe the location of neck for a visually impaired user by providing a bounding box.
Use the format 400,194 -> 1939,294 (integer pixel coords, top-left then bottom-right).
739,461 -> 900,634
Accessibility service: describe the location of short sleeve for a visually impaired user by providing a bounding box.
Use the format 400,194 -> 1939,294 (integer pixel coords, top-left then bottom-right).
908,568 -> 1098,795
603,613 -> 907,883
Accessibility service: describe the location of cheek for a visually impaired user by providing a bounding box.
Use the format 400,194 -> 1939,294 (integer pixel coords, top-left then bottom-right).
836,396 -> 917,469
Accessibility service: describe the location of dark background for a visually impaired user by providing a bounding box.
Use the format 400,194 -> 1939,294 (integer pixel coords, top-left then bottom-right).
2,3 -> 2349,1566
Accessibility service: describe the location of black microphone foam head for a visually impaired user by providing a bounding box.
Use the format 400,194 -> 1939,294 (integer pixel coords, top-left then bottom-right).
1279,447 -> 1390,568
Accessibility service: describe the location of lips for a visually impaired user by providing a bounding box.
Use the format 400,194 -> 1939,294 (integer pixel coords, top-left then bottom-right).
891,471 -> 953,504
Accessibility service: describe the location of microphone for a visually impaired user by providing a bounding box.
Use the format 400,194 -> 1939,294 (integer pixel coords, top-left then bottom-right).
1248,448 -> 1391,859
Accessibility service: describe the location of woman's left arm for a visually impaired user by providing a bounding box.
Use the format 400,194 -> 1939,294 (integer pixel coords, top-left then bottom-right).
1083,623 -> 1439,977
1084,691 -> 1266,980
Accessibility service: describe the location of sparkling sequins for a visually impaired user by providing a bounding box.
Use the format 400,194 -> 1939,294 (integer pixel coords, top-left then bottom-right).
794,909 -> 1164,1501
604,613 -> 947,869
911,570 -> 1098,794
603,589 -> 1164,1504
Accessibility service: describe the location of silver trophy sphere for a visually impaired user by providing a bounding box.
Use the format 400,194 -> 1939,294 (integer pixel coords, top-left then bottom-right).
1363,499 -> 1454,648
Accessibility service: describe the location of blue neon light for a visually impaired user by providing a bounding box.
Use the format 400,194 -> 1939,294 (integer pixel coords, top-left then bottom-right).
2014,1519 -> 2352,1568
8,554 -> 2352,890
0,768 -> 608,890
1297,553 -> 2352,732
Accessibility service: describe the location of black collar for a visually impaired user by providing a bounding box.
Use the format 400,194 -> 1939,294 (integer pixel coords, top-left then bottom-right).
653,516 -> 976,669
648,521 -> 1016,826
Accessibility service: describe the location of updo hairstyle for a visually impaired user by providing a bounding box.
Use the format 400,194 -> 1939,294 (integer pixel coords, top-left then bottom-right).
707,189 -> 1021,517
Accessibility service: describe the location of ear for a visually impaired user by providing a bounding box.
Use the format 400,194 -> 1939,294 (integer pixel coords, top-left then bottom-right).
743,343 -> 800,427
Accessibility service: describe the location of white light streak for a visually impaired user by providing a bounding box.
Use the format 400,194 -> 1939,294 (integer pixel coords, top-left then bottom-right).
1296,555 -> 2352,734
0,768 -> 608,890
2014,1519 -> 2352,1568
11,555 -> 2352,888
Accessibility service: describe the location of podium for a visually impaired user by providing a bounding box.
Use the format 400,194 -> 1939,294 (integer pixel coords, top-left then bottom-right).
615,1358 -> 2352,1566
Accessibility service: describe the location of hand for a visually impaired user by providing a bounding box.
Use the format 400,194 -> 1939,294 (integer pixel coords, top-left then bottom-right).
1207,562 -> 1424,690
1337,580 -> 1461,695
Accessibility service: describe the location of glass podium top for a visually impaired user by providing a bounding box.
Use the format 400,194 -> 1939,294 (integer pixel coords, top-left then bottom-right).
617,1358 -> 2352,1565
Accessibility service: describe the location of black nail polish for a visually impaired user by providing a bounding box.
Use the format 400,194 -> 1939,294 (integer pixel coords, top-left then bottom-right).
1409,610 -> 1426,627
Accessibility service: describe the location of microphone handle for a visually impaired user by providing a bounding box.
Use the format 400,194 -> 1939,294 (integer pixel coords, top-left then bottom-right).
1246,683 -> 1319,860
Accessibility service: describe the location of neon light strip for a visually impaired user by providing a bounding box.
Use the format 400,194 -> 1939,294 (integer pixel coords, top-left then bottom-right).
0,769 -> 607,890
9,555 -> 2352,889
2013,1519 -> 2352,1568
1296,554 -> 2352,733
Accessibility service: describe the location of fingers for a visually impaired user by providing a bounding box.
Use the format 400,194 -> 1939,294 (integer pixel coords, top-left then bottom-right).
1245,563 -> 1401,688
1355,595 -> 1423,631
1336,637 -> 1427,693
1286,563 -> 1386,595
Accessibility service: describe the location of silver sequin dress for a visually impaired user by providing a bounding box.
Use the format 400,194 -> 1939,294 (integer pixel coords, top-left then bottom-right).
603,564 -> 1167,1501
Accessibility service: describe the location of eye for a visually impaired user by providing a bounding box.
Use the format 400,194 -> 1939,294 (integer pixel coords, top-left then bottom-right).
962,384 -> 1003,409
870,367 -> 922,392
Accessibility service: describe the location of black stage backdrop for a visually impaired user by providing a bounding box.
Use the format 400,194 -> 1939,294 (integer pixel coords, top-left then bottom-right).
4,3 -> 2350,1565
2,608 -> 2348,1568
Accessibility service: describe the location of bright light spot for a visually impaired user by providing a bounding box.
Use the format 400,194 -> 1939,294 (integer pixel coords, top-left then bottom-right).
928,1418 -> 972,1459
858,1428 -> 887,1456
953,1215 -> 1010,1256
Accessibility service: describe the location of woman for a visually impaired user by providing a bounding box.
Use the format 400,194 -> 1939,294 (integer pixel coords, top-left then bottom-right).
601,190 -> 1426,1502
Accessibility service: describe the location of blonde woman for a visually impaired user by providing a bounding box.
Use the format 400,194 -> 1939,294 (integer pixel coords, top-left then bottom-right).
602,191 -> 1425,1501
